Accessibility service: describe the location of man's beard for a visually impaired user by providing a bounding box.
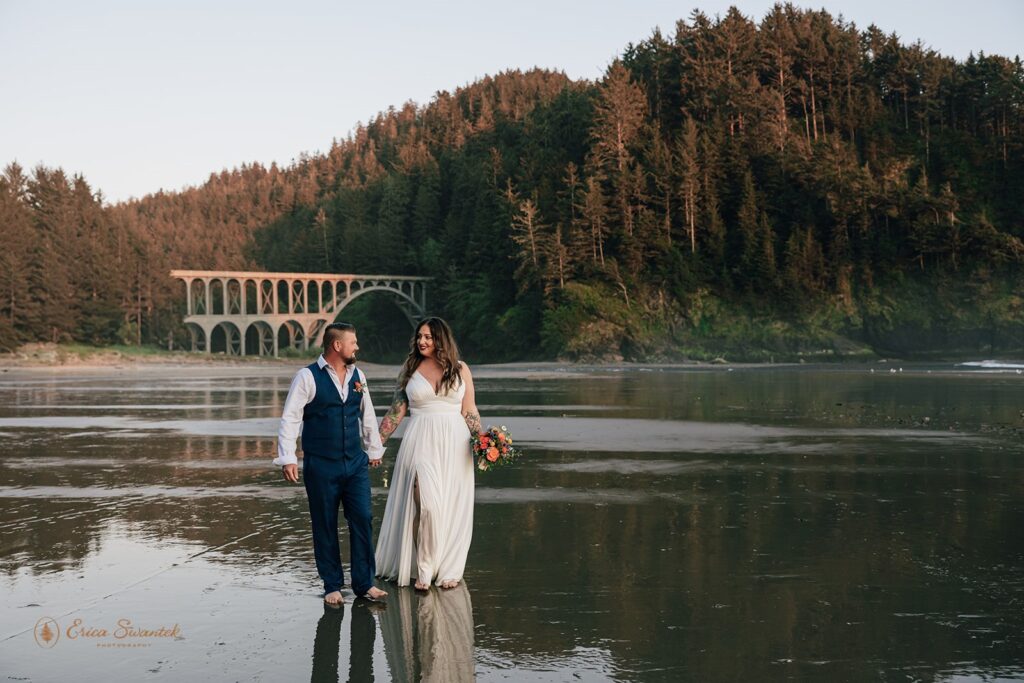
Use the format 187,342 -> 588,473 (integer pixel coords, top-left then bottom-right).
343,353 -> 357,365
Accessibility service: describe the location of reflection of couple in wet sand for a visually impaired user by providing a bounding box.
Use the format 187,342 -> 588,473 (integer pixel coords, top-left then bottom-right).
310,584 -> 475,683
275,317 -> 479,604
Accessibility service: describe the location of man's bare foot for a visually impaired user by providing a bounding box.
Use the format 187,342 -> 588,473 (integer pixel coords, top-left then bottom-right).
324,590 -> 343,605
363,586 -> 388,601
414,580 -> 430,591
440,579 -> 460,589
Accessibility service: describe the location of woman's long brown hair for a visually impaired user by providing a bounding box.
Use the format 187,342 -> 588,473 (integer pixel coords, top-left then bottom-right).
398,317 -> 463,394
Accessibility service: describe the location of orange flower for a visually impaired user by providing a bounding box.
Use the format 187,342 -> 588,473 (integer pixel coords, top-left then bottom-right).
486,447 -> 499,462
497,432 -> 506,442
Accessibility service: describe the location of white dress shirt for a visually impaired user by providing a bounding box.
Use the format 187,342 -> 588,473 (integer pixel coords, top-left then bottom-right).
273,355 -> 385,466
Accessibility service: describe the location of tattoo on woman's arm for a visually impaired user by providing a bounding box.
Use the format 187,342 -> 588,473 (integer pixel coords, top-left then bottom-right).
380,388 -> 408,444
463,410 -> 482,434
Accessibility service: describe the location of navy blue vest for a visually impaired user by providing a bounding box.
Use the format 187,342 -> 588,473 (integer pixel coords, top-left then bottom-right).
300,362 -> 366,461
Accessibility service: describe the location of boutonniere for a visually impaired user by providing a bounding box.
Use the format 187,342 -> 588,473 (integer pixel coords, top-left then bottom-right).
353,380 -> 364,393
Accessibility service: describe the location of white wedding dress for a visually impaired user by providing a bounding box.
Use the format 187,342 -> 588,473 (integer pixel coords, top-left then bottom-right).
375,370 -> 474,586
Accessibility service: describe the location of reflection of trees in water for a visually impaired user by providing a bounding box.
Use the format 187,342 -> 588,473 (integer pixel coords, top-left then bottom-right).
3,371 -> 1022,677
0,432 -> 297,576
477,371 -> 1023,429
0,499 -> 111,577
0,375 -> 301,575
380,584 -> 475,682
0,493 -> 308,577
470,454 -> 1024,679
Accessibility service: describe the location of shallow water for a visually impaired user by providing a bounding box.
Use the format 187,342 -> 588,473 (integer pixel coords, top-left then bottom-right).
0,363 -> 1022,681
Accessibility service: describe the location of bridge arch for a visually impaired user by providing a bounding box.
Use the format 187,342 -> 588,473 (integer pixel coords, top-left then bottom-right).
244,279 -> 258,315
320,281 -> 334,312
276,280 -> 290,314
225,278 -> 243,315
332,284 -> 423,326
210,321 -> 242,355
188,280 -> 207,315
210,279 -> 226,316
244,320 -> 275,356
277,319 -> 306,353
185,322 -> 207,352
307,318 -> 330,347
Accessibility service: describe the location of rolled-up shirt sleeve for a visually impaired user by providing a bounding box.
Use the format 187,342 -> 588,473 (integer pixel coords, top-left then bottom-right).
274,368 -> 314,467
358,369 -> 385,462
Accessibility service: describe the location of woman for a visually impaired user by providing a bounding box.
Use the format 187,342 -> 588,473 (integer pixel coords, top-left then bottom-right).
375,317 -> 481,590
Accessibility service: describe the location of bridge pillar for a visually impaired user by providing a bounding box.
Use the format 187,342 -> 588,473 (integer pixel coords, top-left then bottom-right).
203,322 -> 214,354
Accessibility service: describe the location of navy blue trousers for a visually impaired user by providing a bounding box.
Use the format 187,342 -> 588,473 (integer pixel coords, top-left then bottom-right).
303,454 -> 375,595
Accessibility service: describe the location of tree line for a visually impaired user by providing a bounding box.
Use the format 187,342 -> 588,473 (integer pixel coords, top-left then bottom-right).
2,4 -> 1022,359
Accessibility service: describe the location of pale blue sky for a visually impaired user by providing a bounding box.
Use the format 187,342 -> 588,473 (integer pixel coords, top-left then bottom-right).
1,0 -> 1021,203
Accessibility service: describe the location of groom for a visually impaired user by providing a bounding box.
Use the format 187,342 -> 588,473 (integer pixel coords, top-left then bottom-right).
274,322 -> 388,604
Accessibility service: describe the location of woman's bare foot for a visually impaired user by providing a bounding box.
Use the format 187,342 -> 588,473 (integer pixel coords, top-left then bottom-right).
324,590 -> 343,605
414,580 -> 430,591
440,579 -> 460,589
363,586 -> 388,601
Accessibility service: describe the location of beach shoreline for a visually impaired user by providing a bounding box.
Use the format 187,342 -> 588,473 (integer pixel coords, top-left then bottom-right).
0,342 -> 782,375
4,342 -> 1020,379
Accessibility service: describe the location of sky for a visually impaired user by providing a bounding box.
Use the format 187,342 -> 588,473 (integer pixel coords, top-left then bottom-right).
1,0 -> 1021,204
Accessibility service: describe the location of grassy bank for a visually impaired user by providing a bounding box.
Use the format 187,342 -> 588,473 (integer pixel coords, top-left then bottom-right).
0,342 -> 304,367
536,278 -> 1024,363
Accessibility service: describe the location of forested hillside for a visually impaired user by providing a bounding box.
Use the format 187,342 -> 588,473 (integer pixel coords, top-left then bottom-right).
3,4 -> 1022,360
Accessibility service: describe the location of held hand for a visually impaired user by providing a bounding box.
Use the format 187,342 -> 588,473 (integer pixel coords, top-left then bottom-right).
369,458 -> 383,469
282,464 -> 299,483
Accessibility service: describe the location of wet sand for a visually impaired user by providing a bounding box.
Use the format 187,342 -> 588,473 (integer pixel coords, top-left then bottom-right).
1,363 -> 1022,681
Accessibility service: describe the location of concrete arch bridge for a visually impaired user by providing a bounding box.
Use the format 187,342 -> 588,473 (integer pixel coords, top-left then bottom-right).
171,270 -> 430,356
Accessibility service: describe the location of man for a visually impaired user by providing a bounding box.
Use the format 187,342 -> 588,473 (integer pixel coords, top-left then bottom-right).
274,322 -> 388,604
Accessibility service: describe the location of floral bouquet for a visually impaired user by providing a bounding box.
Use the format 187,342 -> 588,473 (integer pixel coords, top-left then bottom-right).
471,425 -> 521,472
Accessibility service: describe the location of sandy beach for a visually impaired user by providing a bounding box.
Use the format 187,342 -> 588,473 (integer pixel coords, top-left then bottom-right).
1,359 -> 1022,681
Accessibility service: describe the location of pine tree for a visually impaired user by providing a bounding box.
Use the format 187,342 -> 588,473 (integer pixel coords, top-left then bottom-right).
507,183 -> 543,290
675,117 -> 700,253
0,164 -> 35,347
735,170 -> 762,290
759,4 -> 797,150
578,175 -> 609,267
589,61 -> 648,238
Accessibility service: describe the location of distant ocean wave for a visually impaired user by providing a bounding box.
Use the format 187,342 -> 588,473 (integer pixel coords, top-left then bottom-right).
958,360 -> 1024,370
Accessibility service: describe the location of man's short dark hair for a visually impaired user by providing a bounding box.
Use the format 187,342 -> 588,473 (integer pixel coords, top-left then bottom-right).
323,322 -> 356,351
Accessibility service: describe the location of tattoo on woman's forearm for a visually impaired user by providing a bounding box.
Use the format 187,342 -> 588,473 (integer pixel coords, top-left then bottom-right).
379,389 -> 408,444
464,410 -> 482,434
380,407 -> 404,442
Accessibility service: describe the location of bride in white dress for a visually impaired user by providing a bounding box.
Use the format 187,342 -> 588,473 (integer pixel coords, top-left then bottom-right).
375,317 -> 480,590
